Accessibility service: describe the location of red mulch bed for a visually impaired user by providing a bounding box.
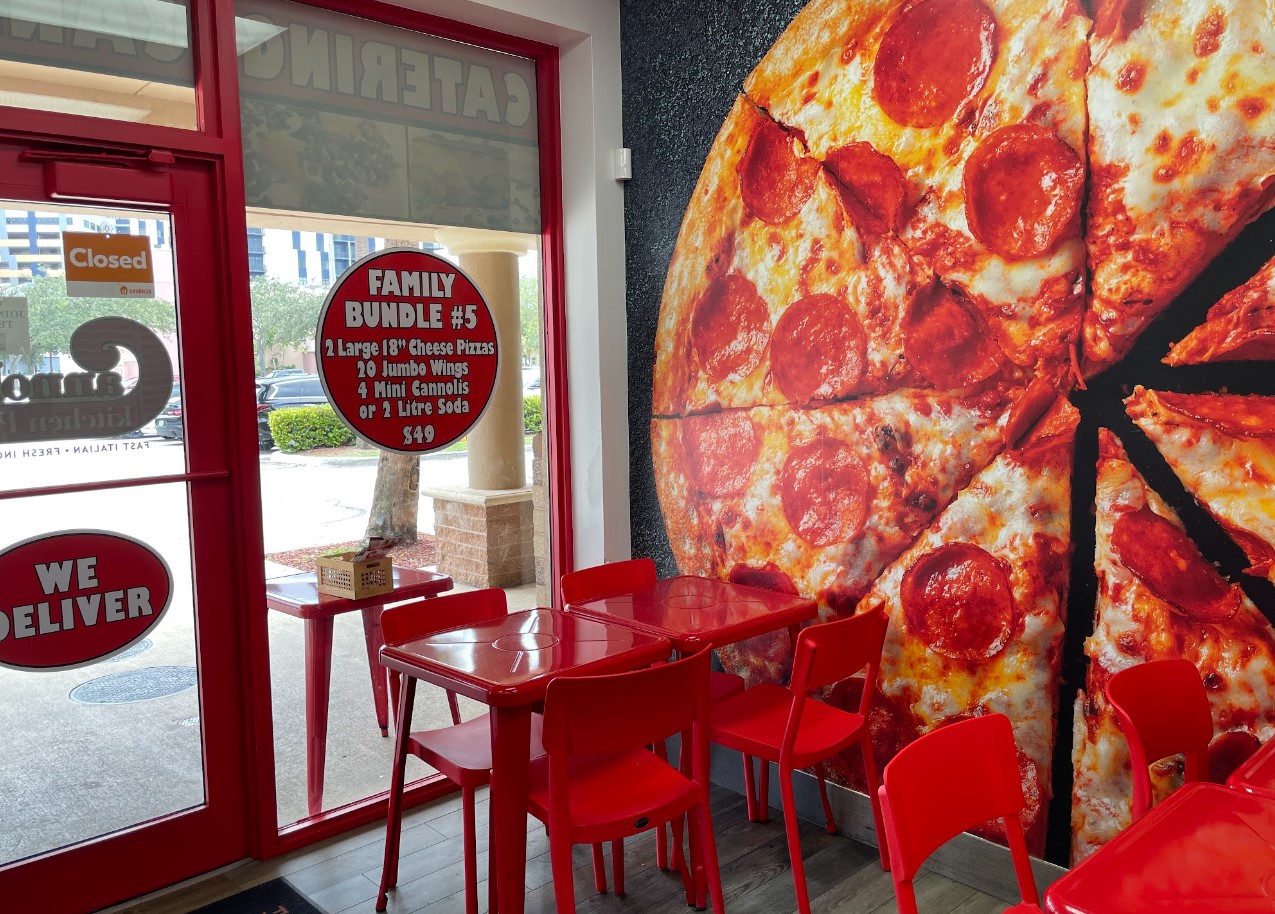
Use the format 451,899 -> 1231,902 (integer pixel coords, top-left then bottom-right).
265,533 -> 437,571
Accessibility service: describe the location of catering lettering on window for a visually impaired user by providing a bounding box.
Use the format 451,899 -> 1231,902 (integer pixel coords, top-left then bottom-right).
0,530 -> 173,672
316,248 -> 498,454
235,0 -> 541,234
235,0 -> 536,143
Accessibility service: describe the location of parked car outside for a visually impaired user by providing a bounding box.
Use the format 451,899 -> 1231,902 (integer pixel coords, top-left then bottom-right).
256,374 -> 330,449
254,367 -> 307,384
152,383 -> 184,440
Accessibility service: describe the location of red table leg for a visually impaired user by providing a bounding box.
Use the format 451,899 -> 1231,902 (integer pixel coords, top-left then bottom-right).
488,705 -> 532,914
361,606 -> 391,736
304,616 -> 335,817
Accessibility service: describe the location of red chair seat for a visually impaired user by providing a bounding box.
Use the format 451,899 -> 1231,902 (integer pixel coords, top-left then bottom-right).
528,748 -> 697,838
711,681 -> 868,766
411,713 -> 545,789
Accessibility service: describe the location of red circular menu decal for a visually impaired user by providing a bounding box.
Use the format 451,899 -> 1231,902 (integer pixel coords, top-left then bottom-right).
0,530 -> 173,672
316,248 -> 500,453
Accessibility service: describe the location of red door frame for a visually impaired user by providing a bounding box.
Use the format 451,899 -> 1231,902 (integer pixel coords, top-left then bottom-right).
0,148 -> 249,914
0,0 -> 573,890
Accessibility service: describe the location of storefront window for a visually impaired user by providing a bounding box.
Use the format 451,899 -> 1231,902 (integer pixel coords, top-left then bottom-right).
0,1 -> 198,129
234,0 -> 548,825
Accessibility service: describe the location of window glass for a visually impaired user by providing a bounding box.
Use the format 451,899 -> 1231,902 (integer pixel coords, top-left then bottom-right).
236,0 -> 549,827
0,1 -> 197,129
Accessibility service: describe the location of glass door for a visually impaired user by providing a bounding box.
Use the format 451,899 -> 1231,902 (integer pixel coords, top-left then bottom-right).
0,144 -> 248,913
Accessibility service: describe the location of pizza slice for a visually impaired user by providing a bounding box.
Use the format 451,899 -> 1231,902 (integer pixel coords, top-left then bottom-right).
651,386 -> 1026,684
1070,429 -> 1275,863
744,0 -> 1089,381
1164,254 -> 1275,365
1081,0 -> 1275,375
849,396 -> 1079,854
1127,386 -> 1275,583
653,94 -> 1026,418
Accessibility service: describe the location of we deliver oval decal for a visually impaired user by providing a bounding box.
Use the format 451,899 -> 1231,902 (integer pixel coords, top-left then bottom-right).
0,530 -> 173,672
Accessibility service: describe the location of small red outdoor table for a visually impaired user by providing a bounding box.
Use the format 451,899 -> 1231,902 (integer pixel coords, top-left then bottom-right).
564,574 -> 819,657
379,608 -> 671,914
1228,736 -> 1275,800
265,567 -> 452,816
1044,782 -> 1275,913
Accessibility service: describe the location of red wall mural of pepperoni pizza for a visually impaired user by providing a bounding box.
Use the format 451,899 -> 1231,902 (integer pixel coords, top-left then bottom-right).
316,248 -> 499,454
627,0 -> 1275,865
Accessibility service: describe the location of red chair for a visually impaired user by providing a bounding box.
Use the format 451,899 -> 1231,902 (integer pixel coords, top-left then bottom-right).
1105,657 -> 1212,821
879,714 -> 1041,914
708,608 -> 889,914
527,648 -> 725,914
376,589 -> 518,914
560,557 -> 745,879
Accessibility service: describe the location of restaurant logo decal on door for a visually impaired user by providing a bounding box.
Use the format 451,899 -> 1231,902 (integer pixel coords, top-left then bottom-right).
315,248 -> 498,454
0,530 -> 173,671
0,316 -> 173,444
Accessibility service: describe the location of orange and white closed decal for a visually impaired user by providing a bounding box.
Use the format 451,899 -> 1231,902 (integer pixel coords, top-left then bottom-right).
61,232 -> 155,298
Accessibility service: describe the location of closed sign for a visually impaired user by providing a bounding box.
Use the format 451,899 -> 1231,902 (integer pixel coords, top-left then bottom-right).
62,231 -> 156,298
0,531 -> 173,671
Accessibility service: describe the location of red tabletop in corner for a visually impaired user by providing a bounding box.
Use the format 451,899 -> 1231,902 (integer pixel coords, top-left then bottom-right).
265,567 -> 452,817
1044,783 -> 1275,913
380,608 -> 670,914
1228,736 -> 1275,800
565,574 -> 819,654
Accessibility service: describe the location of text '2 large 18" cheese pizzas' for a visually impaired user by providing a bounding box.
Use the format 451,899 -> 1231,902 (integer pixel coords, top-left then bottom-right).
650,0 -> 1274,862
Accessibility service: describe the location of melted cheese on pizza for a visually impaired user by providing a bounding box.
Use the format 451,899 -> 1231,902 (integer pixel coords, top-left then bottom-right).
1083,0 -> 1275,372
856,399 -> 1077,852
1128,387 -> 1275,582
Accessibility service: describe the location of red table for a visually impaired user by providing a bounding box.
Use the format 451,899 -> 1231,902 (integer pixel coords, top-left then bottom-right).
1229,737 -> 1275,800
265,567 -> 452,816
1044,783 -> 1275,913
379,608 -> 670,914
565,574 -> 819,656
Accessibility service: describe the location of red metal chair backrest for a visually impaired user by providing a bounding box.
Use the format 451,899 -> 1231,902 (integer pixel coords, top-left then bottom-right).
381,588 -> 508,644
560,557 -> 658,605
879,714 -> 1038,913
1105,658 -> 1212,820
782,608 -> 888,759
541,648 -> 710,760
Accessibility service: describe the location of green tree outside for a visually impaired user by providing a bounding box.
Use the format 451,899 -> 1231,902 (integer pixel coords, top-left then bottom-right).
249,276 -> 326,375
11,274 -> 176,371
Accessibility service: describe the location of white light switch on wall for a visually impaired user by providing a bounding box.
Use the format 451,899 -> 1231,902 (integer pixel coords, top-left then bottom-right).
614,148 -> 632,181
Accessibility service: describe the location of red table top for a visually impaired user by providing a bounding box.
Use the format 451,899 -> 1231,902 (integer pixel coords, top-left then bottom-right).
379,608 -> 671,707
1044,783 -> 1275,913
264,567 -> 453,619
1229,738 -> 1275,800
566,575 -> 819,653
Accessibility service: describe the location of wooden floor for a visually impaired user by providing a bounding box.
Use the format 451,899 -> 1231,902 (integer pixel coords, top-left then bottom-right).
109,786 -> 1011,914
